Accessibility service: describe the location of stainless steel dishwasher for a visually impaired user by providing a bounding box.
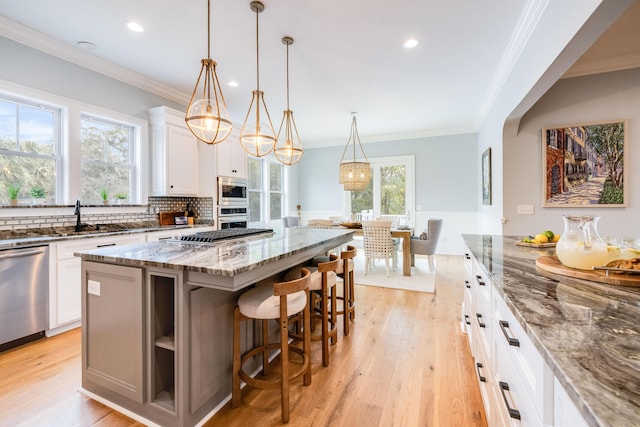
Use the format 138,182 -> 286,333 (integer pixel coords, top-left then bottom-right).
0,245 -> 49,351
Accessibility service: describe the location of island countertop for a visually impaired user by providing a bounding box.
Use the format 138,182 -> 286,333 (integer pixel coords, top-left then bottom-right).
76,227 -> 355,291
462,234 -> 640,427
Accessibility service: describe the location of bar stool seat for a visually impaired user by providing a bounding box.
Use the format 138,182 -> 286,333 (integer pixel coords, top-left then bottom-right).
232,269 -> 312,423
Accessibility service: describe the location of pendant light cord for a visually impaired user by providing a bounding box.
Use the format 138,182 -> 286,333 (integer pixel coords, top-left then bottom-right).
207,0 -> 211,59
285,40 -> 290,109
255,6 -> 260,91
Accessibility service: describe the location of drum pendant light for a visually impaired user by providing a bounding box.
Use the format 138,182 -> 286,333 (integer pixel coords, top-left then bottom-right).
240,1 -> 276,157
185,0 -> 233,144
339,113 -> 371,191
274,36 -> 303,165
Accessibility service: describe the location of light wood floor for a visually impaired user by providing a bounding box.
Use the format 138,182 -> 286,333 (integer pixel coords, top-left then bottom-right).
0,254 -> 486,427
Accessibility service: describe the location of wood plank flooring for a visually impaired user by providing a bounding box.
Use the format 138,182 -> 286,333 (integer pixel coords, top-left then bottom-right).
0,254 -> 486,427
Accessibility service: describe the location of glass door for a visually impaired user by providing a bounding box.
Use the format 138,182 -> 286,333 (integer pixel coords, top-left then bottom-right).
346,155 -> 414,226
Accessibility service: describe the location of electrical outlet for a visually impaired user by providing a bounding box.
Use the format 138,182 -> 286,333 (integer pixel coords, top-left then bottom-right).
517,205 -> 534,215
88,280 -> 101,296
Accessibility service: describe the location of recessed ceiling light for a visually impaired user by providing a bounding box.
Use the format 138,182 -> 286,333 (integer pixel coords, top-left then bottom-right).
228,81 -> 239,87
403,38 -> 419,49
76,41 -> 98,51
127,21 -> 144,32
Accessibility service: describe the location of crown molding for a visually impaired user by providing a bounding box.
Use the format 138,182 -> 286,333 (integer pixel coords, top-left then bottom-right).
473,0 -> 550,129
0,16 -> 189,105
562,52 -> 640,78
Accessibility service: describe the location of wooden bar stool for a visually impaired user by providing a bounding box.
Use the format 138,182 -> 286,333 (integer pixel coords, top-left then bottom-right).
232,269 -> 312,423
289,255 -> 340,367
311,245 -> 357,335
338,245 -> 357,335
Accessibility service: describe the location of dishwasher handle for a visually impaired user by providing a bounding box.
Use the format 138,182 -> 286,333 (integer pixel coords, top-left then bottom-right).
0,248 -> 47,260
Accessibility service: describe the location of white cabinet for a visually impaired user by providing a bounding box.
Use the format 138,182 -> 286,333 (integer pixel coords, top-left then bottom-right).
553,377 -> 589,427
463,248 -> 554,427
148,106 -> 200,196
216,133 -> 247,178
49,234 -> 145,331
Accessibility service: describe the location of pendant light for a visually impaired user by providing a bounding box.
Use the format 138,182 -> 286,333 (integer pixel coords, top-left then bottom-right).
240,1 -> 276,157
339,113 -> 371,191
185,0 -> 233,144
274,36 -> 303,165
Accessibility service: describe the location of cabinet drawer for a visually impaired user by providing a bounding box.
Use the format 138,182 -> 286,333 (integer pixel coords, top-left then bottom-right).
57,235 -> 145,259
493,334 -> 542,427
493,292 -> 553,424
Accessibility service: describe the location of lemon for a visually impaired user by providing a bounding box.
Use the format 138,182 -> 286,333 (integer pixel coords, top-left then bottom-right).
543,230 -> 554,240
607,245 -> 620,252
534,234 -> 549,243
552,235 -> 560,243
531,238 -> 541,244
628,248 -> 640,256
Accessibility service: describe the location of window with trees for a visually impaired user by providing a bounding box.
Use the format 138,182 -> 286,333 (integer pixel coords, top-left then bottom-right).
0,95 -> 61,204
247,156 -> 285,224
80,115 -> 135,204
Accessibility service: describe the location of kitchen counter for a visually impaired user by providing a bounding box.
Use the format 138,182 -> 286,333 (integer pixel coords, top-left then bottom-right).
0,222 -> 214,250
76,227 -> 355,291
462,234 -> 640,427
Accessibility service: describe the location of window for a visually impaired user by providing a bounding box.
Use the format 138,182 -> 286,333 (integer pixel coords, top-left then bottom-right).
248,157 -> 262,222
80,115 -> 135,204
248,156 -> 285,224
0,95 -> 61,204
346,155 -> 414,222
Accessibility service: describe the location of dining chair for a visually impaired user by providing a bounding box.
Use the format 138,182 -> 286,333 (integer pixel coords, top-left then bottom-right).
282,216 -> 300,228
410,218 -> 443,272
362,220 -> 397,277
305,219 -> 333,228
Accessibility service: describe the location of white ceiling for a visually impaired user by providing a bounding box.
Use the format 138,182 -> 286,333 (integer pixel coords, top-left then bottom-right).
0,0 -> 586,147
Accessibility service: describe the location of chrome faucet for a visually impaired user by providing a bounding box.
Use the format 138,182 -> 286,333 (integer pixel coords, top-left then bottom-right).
74,199 -> 83,232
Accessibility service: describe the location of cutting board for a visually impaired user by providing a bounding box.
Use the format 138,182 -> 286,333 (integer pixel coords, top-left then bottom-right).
536,255 -> 640,287
159,211 -> 186,225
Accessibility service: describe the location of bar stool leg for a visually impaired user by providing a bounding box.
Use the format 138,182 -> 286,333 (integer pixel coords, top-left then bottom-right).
232,306 -> 242,408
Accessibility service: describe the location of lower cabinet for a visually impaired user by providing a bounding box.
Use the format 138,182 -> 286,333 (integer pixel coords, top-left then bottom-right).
49,234 -> 145,331
462,248 -> 587,427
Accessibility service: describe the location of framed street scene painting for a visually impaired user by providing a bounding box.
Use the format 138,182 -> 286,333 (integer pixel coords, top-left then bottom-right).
482,148 -> 491,205
542,121 -> 626,207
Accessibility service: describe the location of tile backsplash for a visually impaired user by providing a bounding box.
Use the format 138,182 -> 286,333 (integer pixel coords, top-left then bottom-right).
0,196 -> 214,231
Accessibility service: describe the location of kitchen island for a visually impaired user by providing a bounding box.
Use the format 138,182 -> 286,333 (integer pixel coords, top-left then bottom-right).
463,235 -> 639,427
75,227 -> 354,427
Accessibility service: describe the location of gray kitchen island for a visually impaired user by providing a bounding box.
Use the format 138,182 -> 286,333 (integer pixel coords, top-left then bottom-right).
75,227 -> 354,427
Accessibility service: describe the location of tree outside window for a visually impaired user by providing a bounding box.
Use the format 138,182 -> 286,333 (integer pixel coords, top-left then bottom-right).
80,115 -> 133,204
0,97 -> 60,205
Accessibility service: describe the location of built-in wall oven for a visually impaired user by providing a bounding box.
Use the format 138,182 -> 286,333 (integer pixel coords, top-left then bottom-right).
218,206 -> 248,229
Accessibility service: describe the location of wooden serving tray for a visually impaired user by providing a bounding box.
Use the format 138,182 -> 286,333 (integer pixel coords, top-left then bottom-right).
517,241 -> 556,248
536,255 -> 640,287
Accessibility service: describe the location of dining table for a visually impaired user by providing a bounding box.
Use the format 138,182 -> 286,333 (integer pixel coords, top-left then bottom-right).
337,225 -> 413,276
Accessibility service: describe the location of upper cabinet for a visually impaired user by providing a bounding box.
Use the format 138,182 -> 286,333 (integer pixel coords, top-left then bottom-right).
216,133 -> 247,179
148,106 -> 200,196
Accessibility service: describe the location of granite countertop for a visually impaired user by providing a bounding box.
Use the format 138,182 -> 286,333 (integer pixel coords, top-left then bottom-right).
462,234 -> 640,427
75,227 -> 355,277
0,222 -> 215,250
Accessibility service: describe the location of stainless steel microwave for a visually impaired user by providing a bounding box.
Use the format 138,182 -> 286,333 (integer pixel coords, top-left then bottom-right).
217,177 -> 248,206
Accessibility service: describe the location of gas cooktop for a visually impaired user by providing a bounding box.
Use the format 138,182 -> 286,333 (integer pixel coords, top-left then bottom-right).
178,228 -> 273,243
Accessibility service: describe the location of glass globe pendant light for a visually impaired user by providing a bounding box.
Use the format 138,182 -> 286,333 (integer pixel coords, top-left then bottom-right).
274,36 -> 303,165
339,113 -> 371,191
240,1 -> 276,157
185,0 -> 233,144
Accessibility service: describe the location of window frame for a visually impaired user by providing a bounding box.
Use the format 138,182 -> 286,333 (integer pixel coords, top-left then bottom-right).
247,156 -> 286,226
0,80 -> 148,209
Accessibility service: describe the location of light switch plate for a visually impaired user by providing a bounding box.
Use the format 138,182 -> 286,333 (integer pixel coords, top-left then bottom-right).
88,279 -> 101,296
517,205 -> 534,215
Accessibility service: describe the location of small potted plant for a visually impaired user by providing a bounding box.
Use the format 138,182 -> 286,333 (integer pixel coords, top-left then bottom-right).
100,188 -> 109,205
7,183 -> 20,206
30,185 -> 46,205
115,193 -> 127,205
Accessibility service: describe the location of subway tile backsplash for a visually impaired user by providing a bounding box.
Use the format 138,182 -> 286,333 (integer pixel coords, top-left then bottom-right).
0,196 -> 214,231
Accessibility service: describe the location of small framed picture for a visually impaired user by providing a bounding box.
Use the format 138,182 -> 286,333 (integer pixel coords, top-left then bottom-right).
482,148 -> 491,205
174,216 -> 188,225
